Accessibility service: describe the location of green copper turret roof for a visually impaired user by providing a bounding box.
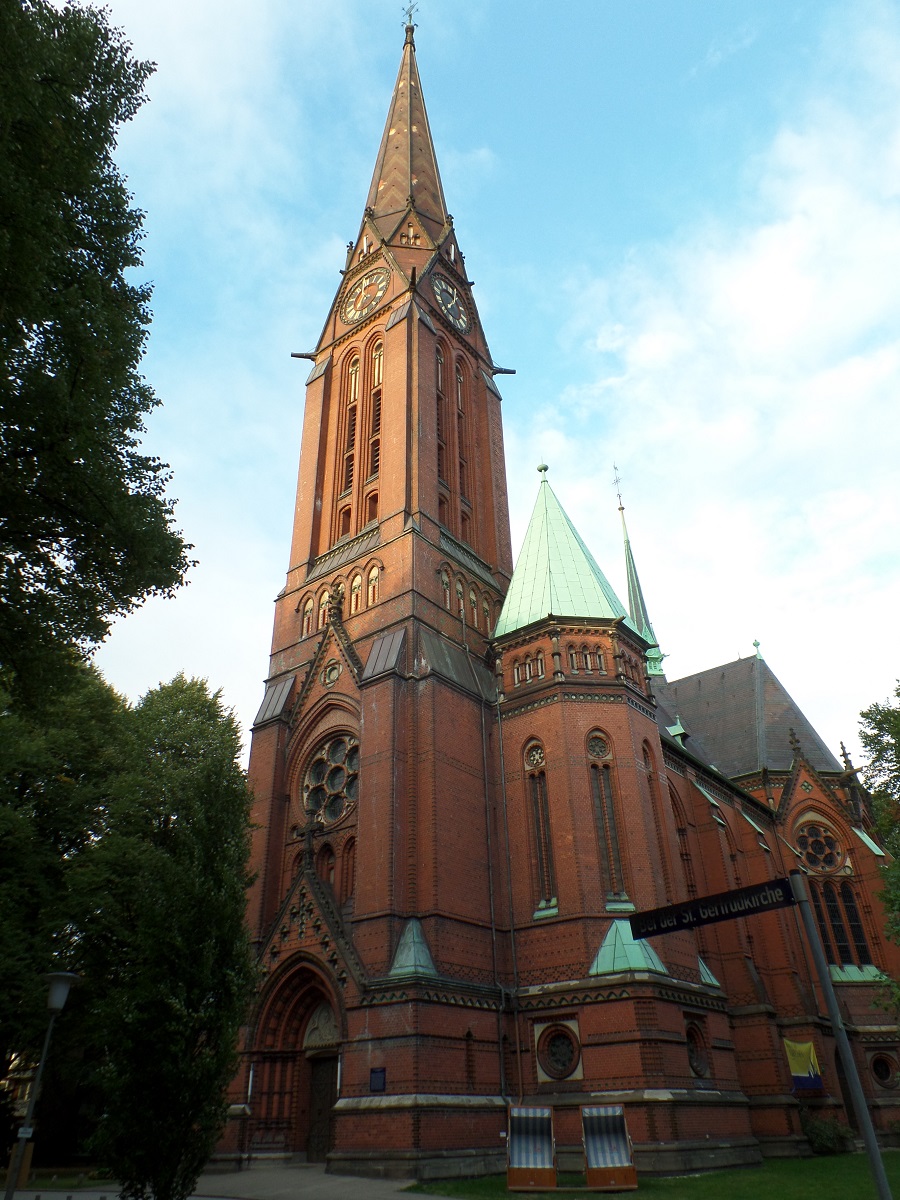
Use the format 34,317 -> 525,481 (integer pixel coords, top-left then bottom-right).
493,472 -> 636,639
620,504 -> 665,676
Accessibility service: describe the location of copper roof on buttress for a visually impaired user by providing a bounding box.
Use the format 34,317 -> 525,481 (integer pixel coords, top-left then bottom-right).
365,25 -> 449,241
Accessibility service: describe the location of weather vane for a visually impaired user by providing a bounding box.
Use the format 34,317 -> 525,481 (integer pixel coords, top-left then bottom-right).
404,2 -> 418,25
612,463 -> 624,508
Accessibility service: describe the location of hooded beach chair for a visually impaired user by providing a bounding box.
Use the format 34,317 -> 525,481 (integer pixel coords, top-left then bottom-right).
507,1105 -> 557,1191
582,1105 -> 638,1191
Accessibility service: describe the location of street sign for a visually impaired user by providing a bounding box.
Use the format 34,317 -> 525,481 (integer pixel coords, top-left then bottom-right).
630,877 -> 795,940
17,1126 -> 33,1140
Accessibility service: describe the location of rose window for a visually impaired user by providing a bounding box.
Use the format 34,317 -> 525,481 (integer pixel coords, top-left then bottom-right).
303,735 -> 359,824
525,743 -> 545,768
537,1024 -> 580,1080
796,823 -> 843,873
588,734 -> 610,759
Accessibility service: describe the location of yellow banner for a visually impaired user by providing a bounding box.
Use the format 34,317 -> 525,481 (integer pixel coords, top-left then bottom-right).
783,1038 -> 823,1089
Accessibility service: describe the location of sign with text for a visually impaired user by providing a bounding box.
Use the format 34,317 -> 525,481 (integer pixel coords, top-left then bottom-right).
630,877 -> 795,940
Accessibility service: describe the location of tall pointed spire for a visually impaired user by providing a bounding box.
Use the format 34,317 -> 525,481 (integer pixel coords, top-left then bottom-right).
618,493 -> 665,676
494,468 -> 635,638
365,23 -> 449,243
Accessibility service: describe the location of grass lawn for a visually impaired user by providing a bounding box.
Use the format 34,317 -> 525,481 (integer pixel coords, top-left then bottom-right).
405,1152 -> 900,1200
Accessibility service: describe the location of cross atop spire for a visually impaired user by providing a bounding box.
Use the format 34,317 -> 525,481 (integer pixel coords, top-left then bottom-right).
365,19 -> 449,243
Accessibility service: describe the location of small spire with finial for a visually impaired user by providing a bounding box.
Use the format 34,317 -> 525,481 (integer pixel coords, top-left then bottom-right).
753,639 -> 762,659
403,2 -> 418,39
613,462 -> 624,511
788,727 -> 802,755
537,463 -> 548,476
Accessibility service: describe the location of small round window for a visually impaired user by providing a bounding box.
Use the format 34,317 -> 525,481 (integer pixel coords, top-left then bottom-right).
303,735 -> 359,825
871,1054 -> 898,1089
795,822 -> 844,873
537,1024 -> 580,1080
588,732 -> 610,760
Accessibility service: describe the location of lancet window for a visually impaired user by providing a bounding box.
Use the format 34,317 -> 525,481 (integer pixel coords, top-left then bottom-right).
350,575 -> 362,614
368,342 -> 382,478
318,591 -> 329,629
588,732 -> 625,897
367,566 -> 380,606
302,598 -> 314,637
524,741 -> 555,908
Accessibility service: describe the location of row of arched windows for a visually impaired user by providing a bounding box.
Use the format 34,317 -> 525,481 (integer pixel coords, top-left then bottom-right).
298,566 -> 381,636
439,566 -> 500,633
335,340 -> 382,544
510,644 -> 611,689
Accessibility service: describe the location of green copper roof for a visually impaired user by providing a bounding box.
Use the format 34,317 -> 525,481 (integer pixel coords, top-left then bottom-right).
494,475 -> 634,638
620,506 -> 665,676
389,918 -> 437,978
589,919 -> 668,976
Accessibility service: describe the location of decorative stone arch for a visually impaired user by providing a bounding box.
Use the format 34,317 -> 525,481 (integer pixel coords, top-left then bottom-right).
286,694 -> 362,804
249,954 -> 346,1160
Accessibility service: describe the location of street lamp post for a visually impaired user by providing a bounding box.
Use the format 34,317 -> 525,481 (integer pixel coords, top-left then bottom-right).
3,972 -> 80,1200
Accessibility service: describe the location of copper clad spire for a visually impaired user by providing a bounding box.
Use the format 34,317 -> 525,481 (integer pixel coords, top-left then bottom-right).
365,25 -> 449,242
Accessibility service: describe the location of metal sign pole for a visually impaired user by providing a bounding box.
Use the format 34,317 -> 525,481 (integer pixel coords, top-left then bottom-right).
789,870 -> 892,1200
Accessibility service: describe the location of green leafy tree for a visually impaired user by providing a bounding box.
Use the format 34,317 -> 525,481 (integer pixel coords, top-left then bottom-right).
861,684 -> 900,1008
0,1 -> 191,702
64,676 -> 255,1200
0,665 -> 127,1078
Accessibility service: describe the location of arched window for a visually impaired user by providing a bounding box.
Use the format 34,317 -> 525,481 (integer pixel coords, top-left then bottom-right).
597,648 -> 607,675
824,882 -> 853,964
302,598 -> 314,637
455,579 -> 464,618
338,506 -> 351,539
317,844 -> 336,886
367,566 -> 380,605
482,595 -> 491,632
581,647 -> 592,672
588,732 -> 625,897
441,569 -> 451,609
318,591 -> 329,629
513,661 -> 522,687
523,656 -> 533,682
469,587 -> 478,626
535,651 -> 545,678
460,511 -> 470,545
341,837 -> 356,904
670,786 -> 696,899
524,742 -> 555,907
369,342 -> 382,478
343,357 -> 359,497
811,886 -> 835,963
438,494 -> 448,526
436,348 -> 447,483
350,574 -> 362,614
456,363 -> 468,498
366,492 -> 378,524
841,882 -> 872,964
568,646 -> 579,673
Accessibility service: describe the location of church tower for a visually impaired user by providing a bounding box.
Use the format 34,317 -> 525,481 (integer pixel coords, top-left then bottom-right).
243,23 -> 514,1174
237,19 -> 900,1181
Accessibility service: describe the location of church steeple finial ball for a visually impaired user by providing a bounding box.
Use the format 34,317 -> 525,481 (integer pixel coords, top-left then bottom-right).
537,463 -> 549,476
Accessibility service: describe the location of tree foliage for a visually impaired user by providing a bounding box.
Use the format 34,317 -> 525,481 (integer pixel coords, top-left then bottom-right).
0,1 -> 191,700
65,676 -> 256,1200
0,671 -> 254,1199
861,683 -> 900,1007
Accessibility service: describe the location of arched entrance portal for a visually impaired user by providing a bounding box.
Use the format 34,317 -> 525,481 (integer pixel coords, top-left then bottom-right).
251,960 -> 342,1161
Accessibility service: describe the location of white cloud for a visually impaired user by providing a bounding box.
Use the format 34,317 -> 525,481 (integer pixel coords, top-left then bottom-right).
515,4 -> 900,764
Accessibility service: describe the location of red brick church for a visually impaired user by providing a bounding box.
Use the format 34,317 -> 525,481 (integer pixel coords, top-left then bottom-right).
233,23 -> 900,1178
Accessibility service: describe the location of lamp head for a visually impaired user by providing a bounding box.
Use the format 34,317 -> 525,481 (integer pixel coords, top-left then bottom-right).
45,971 -> 81,1014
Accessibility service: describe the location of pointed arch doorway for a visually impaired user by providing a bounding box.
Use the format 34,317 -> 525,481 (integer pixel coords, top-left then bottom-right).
252,962 -> 342,1161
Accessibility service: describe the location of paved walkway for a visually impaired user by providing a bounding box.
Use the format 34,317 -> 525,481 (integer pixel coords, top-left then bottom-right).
12,1164 -> 416,1200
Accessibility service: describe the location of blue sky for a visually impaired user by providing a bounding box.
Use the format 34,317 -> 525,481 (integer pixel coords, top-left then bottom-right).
94,0 -> 900,768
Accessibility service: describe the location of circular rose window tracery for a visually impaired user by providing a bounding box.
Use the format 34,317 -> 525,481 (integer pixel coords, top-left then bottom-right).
303,735 -> 359,825
795,822 -> 844,873
536,1024 -> 580,1080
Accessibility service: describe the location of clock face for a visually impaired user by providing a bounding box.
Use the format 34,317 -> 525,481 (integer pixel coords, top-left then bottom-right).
431,272 -> 469,332
341,267 -> 390,324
